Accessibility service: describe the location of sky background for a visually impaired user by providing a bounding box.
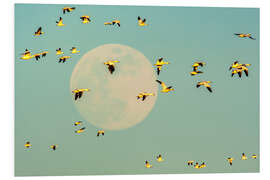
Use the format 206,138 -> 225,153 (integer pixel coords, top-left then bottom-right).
15,4 -> 259,176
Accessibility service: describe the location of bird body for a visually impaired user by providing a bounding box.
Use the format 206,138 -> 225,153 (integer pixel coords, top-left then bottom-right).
138,16 -> 148,26
72,88 -> 90,100
24,141 -> 31,149
154,58 -> 169,75
104,20 -> 120,27
156,154 -> 164,162
251,154 -> 257,159
194,162 -> 200,169
234,33 -> 255,40
137,92 -> 155,101
74,121 -> 82,126
34,27 -> 44,36
56,17 -> 65,26
145,161 -> 152,168
80,16 -> 90,24
156,80 -> 174,93
196,81 -> 212,93
241,153 -> 247,160
59,56 -> 71,63
97,130 -> 105,137
187,160 -> 194,166
56,48 -> 64,55
227,157 -> 234,166
63,7 -> 76,14
75,127 -> 86,134
50,144 -> 58,151
104,60 -> 120,74
70,47 -> 80,54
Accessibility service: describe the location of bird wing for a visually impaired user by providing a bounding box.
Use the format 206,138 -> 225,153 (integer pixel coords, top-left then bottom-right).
108,65 -> 115,74
249,36 -> 256,40
158,58 -> 163,62
156,80 -> 166,89
244,69 -> 248,76
117,23 -> 120,27
138,16 -> 141,20
37,27 -> 42,33
142,95 -> 146,101
78,91 -> 83,98
196,83 -> 201,88
157,67 -> 161,75
207,87 -> 212,93
238,71 -> 242,78
234,33 -> 241,35
75,93 -> 79,100
142,19 -> 146,23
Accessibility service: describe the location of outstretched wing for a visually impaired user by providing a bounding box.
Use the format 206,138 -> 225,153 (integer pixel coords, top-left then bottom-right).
238,71 -> 242,78
75,92 -> 79,100
78,91 -> 83,98
244,69 -> 248,77
207,87 -> 212,93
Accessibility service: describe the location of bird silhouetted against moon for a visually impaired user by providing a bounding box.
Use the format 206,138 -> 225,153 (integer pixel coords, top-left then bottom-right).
70,44 -> 158,130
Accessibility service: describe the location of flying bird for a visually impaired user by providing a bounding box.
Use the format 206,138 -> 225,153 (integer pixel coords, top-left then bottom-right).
137,92 -> 155,101
227,157 -> 234,166
72,89 -> 90,101
56,17 -> 65,26
187,160 -> 194,166
234,33 -> 256,40
74,121 -> 82,126
24,141 -> 31,149
20,49 -> 34,60
104,20 -> 120,27
156,80 -> 174,93
200,162 -> 206,168
156,154 -> 164,162
63,7 -> 76,14
58,56 -> 71,63
56,48 -> 64,55
196,81 -> 212,93
251,154 -> 257,159
104,60 -> 120,74
70,47 -> 80,54
154,58 -> 170,75
97,130 -> 105,137
75,127 -> 86,134
145,161 -> 152,168
80,15 -> 91,24
50,144 -> 58,151
192,62 -> 205,68
34,27 -> 44,36
194,162 -> 200,169
138,16 -> 148,26
241,153 -> 247,160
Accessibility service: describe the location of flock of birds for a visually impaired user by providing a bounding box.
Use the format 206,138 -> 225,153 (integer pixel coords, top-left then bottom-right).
20,6 -> 258,171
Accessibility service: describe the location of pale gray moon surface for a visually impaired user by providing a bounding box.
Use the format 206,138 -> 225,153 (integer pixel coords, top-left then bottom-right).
70,44 -> 158,130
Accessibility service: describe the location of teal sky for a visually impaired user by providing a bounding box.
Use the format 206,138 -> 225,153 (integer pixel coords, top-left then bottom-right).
15,4 -> 259,176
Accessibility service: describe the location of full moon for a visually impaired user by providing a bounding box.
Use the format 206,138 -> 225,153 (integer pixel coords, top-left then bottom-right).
70,44 -> 158,130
